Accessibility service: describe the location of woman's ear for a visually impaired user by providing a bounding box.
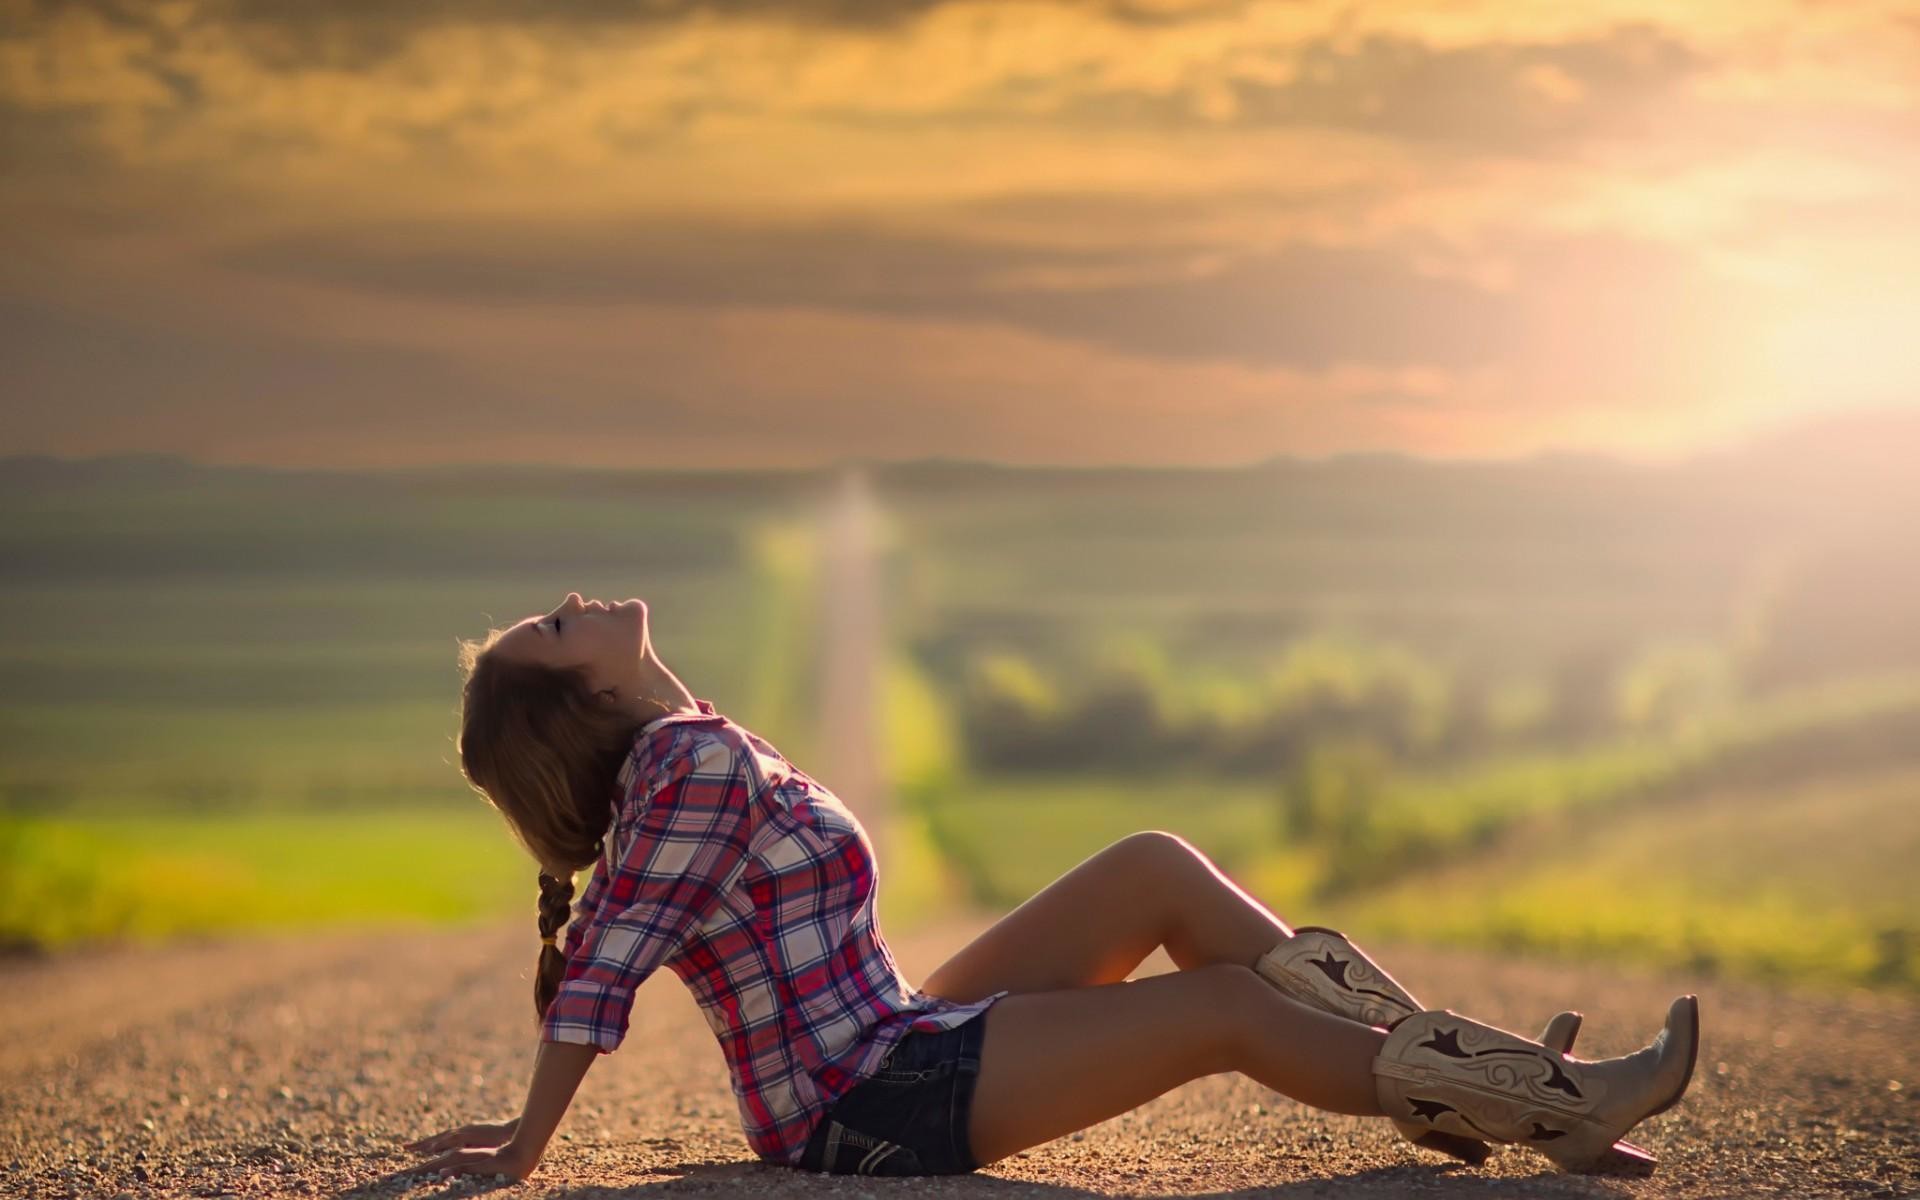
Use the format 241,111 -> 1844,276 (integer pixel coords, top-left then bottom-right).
596,687 -> 618,706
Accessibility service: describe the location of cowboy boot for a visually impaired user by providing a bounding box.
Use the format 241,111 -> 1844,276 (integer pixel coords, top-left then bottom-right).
1254,926 -> 1584,1166
1372,995 -> 1700,1175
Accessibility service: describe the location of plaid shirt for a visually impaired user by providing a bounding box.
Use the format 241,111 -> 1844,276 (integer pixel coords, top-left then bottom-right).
539,698 -> 1007,1166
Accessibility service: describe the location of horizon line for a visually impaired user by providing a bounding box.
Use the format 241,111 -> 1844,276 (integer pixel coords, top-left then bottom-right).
2,401 -> 1912,478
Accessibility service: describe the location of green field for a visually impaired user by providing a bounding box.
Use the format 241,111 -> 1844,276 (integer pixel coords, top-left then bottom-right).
901,756 -> 1920,994
1328,765 -> 1920,990
918,773 -> 1282,909
894,645 -> 1920,993
0,462 -> 847,950
0,466 -> 841,815
5,452 -> 1918,998
0,569 -> 770,813
0,806 -> 531,949
0,802 -> 958,951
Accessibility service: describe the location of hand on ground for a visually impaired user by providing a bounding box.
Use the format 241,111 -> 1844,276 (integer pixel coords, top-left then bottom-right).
403,1117 -> 519,1156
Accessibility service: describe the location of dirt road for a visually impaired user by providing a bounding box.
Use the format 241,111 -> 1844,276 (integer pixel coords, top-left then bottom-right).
2,915 -> 1914,1199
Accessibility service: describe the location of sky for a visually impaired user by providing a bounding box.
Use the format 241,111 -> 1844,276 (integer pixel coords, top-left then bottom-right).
3,0 -> 1918,468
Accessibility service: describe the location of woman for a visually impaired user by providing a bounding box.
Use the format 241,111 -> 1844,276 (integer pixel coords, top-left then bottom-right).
405,592 -> 1699,1182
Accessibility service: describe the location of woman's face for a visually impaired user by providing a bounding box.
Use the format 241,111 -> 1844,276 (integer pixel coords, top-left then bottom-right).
493,592 -> 650,700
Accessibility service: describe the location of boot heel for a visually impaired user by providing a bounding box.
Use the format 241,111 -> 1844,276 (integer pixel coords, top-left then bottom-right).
1541,1125 -> 1660,1175
1577,1139 -> 1659,1176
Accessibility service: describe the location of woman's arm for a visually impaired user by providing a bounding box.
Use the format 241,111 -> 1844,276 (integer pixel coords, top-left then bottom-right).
508,1038 -> 600,1157
538,732 -> 755,1053
405,1038 -> 600,1181
409,730 -> 750,1180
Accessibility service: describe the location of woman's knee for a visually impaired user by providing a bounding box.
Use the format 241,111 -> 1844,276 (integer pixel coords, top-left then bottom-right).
1109,829 -> 1208,882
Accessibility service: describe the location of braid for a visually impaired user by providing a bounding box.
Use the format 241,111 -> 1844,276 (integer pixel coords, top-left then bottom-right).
534,870 -> 575,1022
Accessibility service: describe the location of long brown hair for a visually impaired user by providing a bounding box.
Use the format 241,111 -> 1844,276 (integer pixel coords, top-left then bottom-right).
456,627 -> 641,1023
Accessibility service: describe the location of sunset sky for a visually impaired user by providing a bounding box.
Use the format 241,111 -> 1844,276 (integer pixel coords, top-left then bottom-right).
3,0 -> 1918,468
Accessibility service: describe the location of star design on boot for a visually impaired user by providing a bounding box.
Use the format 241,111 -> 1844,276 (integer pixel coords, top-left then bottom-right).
1419,1028 -> 1470,1058
1406,1097 -> 1456,1123
1307,950 -> 1352,990
1528,1122 -> 1568,1141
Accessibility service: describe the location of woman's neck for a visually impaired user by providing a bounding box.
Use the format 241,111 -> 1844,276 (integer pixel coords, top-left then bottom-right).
629,651 -> 698,725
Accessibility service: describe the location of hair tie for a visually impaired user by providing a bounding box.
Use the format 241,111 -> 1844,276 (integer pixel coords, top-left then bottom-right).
540,935 -> 558,946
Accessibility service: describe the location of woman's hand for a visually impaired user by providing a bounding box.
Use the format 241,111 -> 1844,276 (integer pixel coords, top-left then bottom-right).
403,1116 -> 521,1158
401,1038 -> 596,1182
406,1138 -> 542,1183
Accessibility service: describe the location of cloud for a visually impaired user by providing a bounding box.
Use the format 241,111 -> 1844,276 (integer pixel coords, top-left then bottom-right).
0,193 -> 1873,468
1039,23 -> 1704,153
0,0 -> 1707,186
2,0 -> 1915,468
0,290 -> 545,449
212,213 -> 1525,370
13,0 -> 1244,77
206,209 -> 1773,417
0,276 -> 1498,468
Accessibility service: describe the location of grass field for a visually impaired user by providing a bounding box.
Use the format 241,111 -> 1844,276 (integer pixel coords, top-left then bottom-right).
0,464 -> 853,816
0,801 -> 958,952
0,806 -> 532,950
1284,673 -> 1920,896
1327,765 -> 1920,990
0,571 -> 774,813
0,463 -> 852,951
905,760 -> 1920,994
895,652 -> 1920,993
7,453 -> 1919,999
916,773 -> 1282,909
872,457 -> 1777,683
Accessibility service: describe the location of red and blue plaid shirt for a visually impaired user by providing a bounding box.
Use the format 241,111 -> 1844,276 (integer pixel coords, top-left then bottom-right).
539,698 -> 1007,1166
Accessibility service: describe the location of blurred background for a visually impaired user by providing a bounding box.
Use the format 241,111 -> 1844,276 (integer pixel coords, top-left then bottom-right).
2,0 -> 1916,995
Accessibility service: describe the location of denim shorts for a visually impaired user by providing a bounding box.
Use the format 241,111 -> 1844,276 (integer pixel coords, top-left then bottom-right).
797,1009 -> 992,1176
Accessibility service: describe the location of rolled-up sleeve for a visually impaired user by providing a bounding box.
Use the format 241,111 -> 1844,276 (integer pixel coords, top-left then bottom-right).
540,733 -> 754,1052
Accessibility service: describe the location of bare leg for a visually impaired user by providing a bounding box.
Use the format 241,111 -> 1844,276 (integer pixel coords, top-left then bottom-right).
967,963 -> 1388,1167
923,831 -> 1295,1001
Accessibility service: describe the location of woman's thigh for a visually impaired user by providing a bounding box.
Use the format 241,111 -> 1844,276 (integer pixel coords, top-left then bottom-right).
966,963 -> 1252,1166
921,832 -> 1193,1001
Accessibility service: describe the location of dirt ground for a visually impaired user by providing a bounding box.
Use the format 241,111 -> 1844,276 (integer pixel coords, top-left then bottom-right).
2,914 -> 1914,1200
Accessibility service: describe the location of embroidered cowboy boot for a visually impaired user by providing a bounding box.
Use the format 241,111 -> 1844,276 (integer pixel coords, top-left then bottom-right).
1254,926 -> 1584,1166
1371,994 -> 1700,1175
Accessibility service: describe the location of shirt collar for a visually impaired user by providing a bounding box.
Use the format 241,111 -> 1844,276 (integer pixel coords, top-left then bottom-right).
639,696 -> 721,735
618,698 -> 724,791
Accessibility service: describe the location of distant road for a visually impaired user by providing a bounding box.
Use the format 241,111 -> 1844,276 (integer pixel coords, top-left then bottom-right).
817,464 -> 889,865
3,916 -> 1914,1198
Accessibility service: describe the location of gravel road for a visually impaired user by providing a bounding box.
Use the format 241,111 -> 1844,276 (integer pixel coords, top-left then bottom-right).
3,915 -> 1915,1200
